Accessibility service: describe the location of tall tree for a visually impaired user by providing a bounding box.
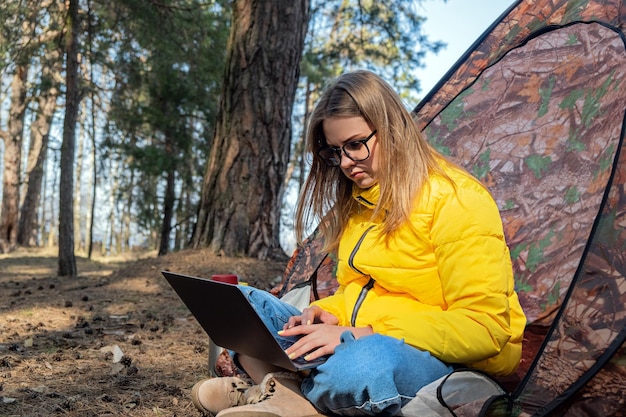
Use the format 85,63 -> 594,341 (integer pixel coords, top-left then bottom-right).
18,41 -> 63,247
0,65 -> 28,253
191,0 -> 310,260
17,76 -> 58,247
102,0 -> 229,255
58,0 -> 80,277
0,5 -> 38,252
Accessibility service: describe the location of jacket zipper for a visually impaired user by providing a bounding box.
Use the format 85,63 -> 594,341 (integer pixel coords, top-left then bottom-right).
355,195 -> 375,207
349,225 -> 376,327
351,277 -> 374,326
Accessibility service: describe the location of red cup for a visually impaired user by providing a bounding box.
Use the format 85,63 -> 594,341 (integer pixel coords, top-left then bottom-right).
211,274 -> 238,285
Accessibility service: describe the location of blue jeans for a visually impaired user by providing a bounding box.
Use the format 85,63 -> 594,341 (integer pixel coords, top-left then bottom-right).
239,286 -> 453,416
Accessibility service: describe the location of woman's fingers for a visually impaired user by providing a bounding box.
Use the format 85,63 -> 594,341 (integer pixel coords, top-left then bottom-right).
282,324 -> 346,360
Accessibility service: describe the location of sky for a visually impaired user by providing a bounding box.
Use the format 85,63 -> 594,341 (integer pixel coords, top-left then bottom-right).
414,0 -> 515,96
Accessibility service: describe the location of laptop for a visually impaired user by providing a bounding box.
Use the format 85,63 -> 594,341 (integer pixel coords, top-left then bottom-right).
161,270 -> 327,371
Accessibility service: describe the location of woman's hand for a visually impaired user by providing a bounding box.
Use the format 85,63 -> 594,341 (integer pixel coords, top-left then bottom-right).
279,317 -> 374,362
284,305 -> 339,328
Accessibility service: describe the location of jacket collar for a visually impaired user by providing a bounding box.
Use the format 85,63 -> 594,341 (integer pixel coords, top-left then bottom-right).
352,183 -> 380,209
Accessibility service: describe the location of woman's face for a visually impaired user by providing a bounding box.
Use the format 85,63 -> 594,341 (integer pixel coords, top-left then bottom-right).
322,116 -> 379,189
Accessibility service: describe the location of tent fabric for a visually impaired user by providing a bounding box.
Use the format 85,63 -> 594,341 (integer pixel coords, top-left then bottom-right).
270,228 -> 337,303
410,0 -> 626,415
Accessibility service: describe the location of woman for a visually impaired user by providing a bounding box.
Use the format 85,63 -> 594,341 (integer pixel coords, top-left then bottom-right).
191,70 -> 526,417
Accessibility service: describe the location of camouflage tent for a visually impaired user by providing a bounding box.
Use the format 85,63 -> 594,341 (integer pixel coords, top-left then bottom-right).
413,0 -> 626,415
276,0 -> 625,415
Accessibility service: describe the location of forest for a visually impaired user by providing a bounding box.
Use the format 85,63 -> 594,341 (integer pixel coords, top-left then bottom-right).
0,0 -> 443,276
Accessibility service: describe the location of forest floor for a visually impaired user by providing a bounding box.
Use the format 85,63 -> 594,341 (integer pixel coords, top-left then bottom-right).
0,246 -> 545,417
0,246 -> 286,417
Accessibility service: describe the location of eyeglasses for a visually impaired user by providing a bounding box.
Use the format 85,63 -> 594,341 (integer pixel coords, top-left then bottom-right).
316,130 -> 377,167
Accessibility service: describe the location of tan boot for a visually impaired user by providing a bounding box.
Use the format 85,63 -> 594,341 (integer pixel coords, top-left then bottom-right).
191,376 -> 257,416
216,372 -> 327,417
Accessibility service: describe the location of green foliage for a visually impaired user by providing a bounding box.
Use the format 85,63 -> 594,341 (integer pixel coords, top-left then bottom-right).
3,0 -> 449,252
0,1 -> 20,68
302,0 -> 445,101
99,0 -> 230,243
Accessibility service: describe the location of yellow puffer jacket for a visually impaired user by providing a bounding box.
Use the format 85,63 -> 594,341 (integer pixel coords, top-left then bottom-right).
311,166 -> 526,376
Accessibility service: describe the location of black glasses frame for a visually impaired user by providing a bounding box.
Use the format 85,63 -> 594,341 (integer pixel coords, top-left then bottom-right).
316,130 -> 377,167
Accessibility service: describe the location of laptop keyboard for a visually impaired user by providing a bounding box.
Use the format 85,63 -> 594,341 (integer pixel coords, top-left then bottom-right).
276,337 -> 295,350
276,336 -> 328,367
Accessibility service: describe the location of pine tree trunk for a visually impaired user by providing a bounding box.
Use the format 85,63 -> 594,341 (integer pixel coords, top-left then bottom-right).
121,167 -> 134,252
0,65 -> 28,253
86,135 -> 96,258
58,0 -> 79,277
158,162 -> 176,256
43,152 -> 58,247
17,89 -> 57,246
106,158 -> 119,256
191,0 -> 309,260
19,3 -> 63,247
73,103 -> 86,253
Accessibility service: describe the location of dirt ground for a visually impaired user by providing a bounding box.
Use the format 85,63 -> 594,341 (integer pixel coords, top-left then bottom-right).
1,246 -> 545,417
0,246 -> 286,417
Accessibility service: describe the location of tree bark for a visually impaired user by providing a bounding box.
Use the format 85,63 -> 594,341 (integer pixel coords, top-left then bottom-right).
73,103 -> 87,253
105,157 -> 119,256
18,0 -> 63,247
17,86 -> 58,246
191,0 -> 309,260
43,151 -> 58,247
58,0 -> 80,277
86,130 -> 96,259
0,64 -> 28,253
158,156 -> 176,256
0,1 -> 44,252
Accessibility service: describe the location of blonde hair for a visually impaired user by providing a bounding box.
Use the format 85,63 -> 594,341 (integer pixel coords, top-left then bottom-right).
295,70 -> 450,251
